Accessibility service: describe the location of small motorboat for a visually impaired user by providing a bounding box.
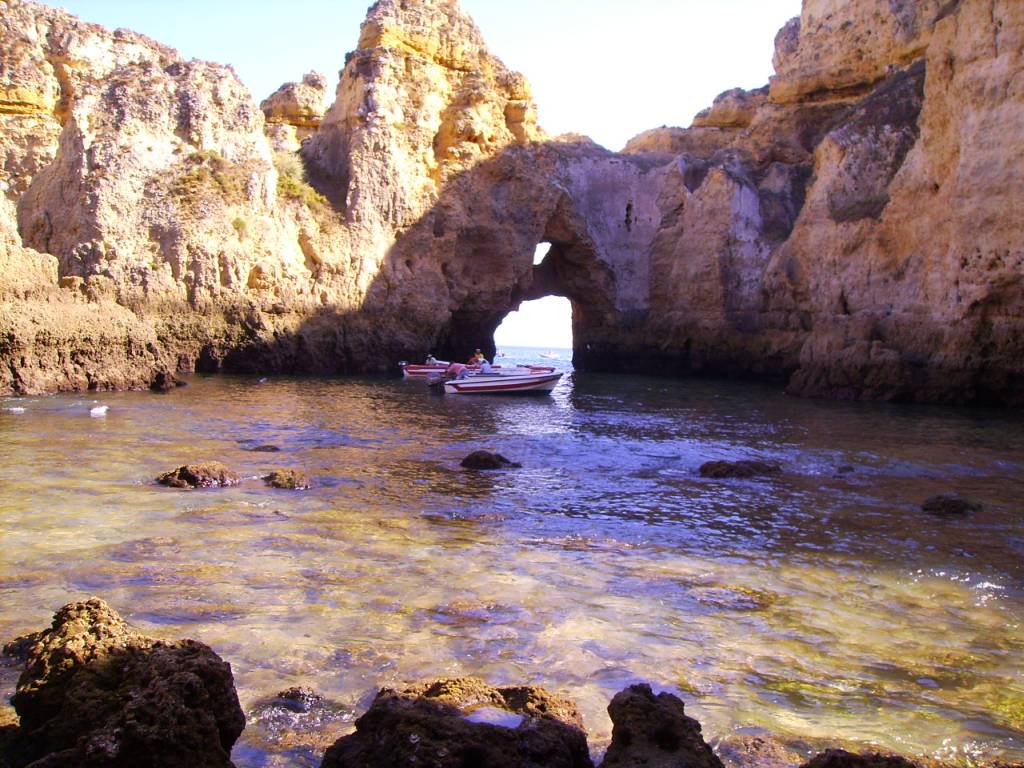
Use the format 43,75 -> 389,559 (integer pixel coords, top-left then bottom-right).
539,350 -> 560,359
443,369 -> 563,395
401,359 -> 553,379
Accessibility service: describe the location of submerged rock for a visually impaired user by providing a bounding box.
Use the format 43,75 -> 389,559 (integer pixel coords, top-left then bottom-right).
602,683 -> 723,768
799,750 -> 920,768
922,494 -> 982,516
699,460 -> 782,479
4,598 -> 244,768
716,734 -> 802,768
460,451 -> 522,470
248,444 -> 282,453
264,469 -> 312,490
246,686 -> 354,762
320,677 -> 592,768
156,462 -> 241,489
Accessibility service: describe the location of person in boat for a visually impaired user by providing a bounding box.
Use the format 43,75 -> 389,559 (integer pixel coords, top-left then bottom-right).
445,362 -> 471,380
426,353 -> 438,364
467,348 -> 484,365
477,357 -> 494,374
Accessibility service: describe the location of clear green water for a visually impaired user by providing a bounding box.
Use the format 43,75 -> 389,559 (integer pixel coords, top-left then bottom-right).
1,366 -> 1022,766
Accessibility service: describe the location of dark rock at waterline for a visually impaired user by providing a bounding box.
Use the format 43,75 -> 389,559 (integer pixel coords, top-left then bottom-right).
0,707 -> 18,767
460,450 -> 522,470
5,598 -> 244,768
922,494 -> 982,516
799,750 -> 920,768
716,734 -> 802,768
602,683 -> 723,768
320,677 -> 593,768
157,462 -> 240,489
247,444 -> 282,453
264,469 -> 312,490
699,460 -> 782,479
149,370 -> 186,392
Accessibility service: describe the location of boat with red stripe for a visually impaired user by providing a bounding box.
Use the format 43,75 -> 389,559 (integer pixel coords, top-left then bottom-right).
442,370 -> 563,395
400,360 -> 554,378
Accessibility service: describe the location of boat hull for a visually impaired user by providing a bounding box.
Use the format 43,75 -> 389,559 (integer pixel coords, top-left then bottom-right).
402,363 -> 555,379
443,372 -> 563,394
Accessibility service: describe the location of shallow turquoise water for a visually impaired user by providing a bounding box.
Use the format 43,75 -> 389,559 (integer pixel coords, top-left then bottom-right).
1,364 -> 1022,765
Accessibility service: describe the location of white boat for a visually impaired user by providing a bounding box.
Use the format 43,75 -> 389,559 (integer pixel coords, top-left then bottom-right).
539,350 -> 560,359
401,360 -> 554,379
443,369 -> 562,395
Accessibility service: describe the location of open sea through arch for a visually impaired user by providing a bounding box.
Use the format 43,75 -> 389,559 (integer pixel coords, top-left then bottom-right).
1,349 -> 1022,765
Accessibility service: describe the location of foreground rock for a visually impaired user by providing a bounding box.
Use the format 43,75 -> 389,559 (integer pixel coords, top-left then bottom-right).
157,462 -> 241,489
799,750 -> 919,768
4,598 -> 244,768
320,677 -> 592,768
922,494 -> 982,517
699,461 -> 782,479
264,469 -> 312,490
601,684 -> 723,768
461,451 -> 522,470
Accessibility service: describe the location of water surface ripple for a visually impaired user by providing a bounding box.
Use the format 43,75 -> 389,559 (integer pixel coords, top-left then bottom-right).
1,367 -> 1022,766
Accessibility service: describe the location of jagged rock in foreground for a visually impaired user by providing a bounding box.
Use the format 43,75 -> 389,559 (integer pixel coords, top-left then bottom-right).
3,598 -> 244,768
601,683 -> 723,768
1,0 -> 1023,405
320,677 -> 593,768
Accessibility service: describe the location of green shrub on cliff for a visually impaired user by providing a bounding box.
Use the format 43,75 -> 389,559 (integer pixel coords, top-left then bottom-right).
273,151 -> 328,212
170,150 -> 254,207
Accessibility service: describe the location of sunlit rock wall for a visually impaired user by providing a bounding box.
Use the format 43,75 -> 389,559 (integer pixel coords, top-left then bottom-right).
1,0 -> 1021,404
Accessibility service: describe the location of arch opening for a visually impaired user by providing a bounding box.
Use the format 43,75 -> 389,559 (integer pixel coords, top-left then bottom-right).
493,244 -> 573,361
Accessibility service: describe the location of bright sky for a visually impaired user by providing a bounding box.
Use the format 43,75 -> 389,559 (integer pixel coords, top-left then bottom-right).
51,0 -> 801,346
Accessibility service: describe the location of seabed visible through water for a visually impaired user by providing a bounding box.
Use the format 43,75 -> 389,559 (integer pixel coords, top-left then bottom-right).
1,350 -> 1022,765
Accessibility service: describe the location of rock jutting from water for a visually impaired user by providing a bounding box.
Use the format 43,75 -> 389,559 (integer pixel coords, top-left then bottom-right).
263,469 -> 313,490
0,0 -> 1021,404
460,450 -> 522,470
319,677 -> 593,768
156,462 -> 241,489
2,598 -> 244,768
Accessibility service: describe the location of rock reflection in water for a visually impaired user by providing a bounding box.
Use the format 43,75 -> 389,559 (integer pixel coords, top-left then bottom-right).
0,374 -> 1022,764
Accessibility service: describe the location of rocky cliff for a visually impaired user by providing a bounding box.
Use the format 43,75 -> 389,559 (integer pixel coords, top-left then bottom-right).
1,0 -> 1021,404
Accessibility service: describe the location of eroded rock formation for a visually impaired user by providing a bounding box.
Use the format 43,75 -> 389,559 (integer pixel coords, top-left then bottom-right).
320,677 -> 593,768
3,598 -> 244,768
0,0 -> 1021,404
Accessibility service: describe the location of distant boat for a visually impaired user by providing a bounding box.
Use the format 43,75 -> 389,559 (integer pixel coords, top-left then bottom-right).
539,350 -> 560,359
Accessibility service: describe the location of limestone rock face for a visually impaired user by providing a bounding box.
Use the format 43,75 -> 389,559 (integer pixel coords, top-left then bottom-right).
0,0 -> 1022,406
262,72 -> 331,151
5,598 -> 244,768
769,1 -> 948,104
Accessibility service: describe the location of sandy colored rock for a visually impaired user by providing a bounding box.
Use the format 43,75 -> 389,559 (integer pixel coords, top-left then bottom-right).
263,469 -> 312,490
157,462 -> 240,489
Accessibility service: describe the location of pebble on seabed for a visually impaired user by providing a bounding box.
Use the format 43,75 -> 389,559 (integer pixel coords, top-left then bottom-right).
90,405 -> 110,417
